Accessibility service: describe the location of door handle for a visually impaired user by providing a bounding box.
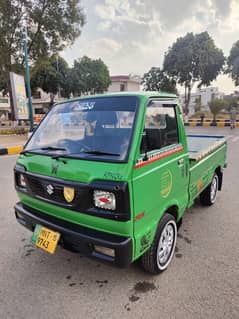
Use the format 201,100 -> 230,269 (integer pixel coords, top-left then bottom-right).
178,159 -> 184,166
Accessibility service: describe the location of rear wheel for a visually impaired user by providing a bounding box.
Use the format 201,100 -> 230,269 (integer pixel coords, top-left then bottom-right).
141,213 -> 177,274
200,173 -> 219,206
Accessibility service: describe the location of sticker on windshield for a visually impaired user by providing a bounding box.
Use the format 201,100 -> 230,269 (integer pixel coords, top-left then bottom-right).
73,101 -> 96,111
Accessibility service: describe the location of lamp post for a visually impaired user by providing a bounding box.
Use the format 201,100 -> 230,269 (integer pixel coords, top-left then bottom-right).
56,54 -> 61,99
23,26 -> 34,131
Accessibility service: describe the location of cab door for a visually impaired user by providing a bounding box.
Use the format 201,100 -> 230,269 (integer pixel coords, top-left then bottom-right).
132,100 -> 189,259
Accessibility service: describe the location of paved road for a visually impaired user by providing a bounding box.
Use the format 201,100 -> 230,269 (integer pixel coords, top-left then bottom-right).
0,134 -> 27,148
0,127 -> 239,319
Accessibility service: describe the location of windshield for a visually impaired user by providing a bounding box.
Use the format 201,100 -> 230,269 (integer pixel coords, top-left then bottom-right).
25,96 -> 138,161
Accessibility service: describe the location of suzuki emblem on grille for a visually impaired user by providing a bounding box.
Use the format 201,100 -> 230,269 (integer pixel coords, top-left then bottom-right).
46,184 -> 54,195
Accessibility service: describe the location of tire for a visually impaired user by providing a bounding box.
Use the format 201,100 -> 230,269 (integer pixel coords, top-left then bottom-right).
141,213 -> 177,274
200,173 -> 219,206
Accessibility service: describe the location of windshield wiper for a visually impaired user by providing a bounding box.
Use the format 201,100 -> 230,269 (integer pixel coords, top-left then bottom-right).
20,148 -> 43,155
21,146 -> 67,155
83,150 -> 120,156
41,146 -> 67,151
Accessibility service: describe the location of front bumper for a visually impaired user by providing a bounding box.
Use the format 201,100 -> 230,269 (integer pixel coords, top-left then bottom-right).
15,202 -> 132,267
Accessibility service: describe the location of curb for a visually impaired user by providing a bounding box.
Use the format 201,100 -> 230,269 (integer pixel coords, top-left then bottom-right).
0,145 -> 23,156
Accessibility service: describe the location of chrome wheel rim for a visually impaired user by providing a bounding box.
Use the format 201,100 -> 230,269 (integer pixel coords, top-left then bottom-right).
210,175 -> 218,203
157,220 -> 177,270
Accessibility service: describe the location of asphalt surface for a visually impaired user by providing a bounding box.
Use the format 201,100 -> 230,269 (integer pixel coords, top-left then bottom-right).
0,127 -> 239,319
0,134 -> 27,148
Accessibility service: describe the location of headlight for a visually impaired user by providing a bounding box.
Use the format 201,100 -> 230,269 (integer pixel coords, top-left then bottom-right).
19,174 -> 27,188
93,190 -> 116,211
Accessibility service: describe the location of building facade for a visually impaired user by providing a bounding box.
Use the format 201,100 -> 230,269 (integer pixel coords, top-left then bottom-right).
108,75 -> 141,93
179,87 -> 224,115
0,96 -> 11,120
0,89 -> 62,124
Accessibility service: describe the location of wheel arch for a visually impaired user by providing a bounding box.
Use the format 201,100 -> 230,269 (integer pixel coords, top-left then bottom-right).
215,166 -> 223,191
164,204 -> 182,229
165,205 -> 178,220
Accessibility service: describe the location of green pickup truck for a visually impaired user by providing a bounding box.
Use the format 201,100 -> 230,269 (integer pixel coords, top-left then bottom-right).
14,92 -> 227,274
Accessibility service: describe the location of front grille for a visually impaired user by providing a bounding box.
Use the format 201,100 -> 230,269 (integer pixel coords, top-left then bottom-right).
25,175 -> 79,205
15,167 -> 130,221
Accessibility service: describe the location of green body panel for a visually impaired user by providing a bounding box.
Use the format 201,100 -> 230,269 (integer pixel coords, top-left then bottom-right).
188,144 -> 227,207
16,154 -> 135,237
132,150 -> 189,259
17,192 -> 133,237
17,153 -> 132,185
15,91 -> 227,263
131,106 -> 190,259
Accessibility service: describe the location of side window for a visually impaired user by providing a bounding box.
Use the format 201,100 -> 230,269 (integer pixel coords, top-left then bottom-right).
140,103 -> 179,153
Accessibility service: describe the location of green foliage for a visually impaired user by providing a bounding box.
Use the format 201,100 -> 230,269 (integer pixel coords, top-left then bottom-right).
194,97 -> 202,112
208,99 -> 228,122
163,32 -> 225,114
31,55 -> 70,97
223,95 -> 239,111
31,55 -> 111,98
141,67 -> 178,94
71,56 -> 111,96
0,127 -> 28,135
0,73 -> 9,96
0,0 -> 85,94
191,110 -> 229,120
227,41 -> 239,86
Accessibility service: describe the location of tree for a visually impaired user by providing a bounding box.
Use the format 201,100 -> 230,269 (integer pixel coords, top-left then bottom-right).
227,40 -> 239,86
71,56 -> 111,96
223,95 -> 239,111
31,55 -> 71,99
141,67 -> 178,94
208,99 -> 228,123
0,0 -> 85,96
194,97 -> 202,112
163,32 -> 225,115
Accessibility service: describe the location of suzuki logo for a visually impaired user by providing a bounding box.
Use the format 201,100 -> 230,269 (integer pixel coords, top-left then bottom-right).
46,184 -> 54,195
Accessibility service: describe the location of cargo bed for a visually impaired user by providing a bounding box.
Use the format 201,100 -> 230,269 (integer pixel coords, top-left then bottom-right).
187,135 -> 226,162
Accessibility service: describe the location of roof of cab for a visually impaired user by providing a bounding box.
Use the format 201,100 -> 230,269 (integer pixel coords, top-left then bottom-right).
55,91 -> 178,105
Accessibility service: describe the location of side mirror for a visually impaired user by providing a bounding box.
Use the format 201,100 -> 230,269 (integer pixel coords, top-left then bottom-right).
27,125 -> 37,139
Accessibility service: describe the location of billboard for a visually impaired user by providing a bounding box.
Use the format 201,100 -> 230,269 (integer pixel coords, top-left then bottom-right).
10,72 -> 29,120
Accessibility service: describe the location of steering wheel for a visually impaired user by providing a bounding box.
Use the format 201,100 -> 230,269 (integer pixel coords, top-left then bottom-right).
57,139 -> 91,152
78,142 -> 91,151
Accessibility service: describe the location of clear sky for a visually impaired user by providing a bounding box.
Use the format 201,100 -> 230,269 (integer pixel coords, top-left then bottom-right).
62,0 -> 239,94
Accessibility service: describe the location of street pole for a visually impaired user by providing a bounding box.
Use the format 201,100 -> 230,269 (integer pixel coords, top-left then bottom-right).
23,27 -> 34,131
56,54 -> 61,99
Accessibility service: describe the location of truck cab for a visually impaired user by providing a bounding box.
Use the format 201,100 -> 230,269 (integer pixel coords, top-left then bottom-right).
14,92 -> 226,274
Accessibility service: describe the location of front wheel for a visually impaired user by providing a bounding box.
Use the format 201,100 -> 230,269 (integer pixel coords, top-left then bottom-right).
200,173 -> 219,206
141,214 -> 177,274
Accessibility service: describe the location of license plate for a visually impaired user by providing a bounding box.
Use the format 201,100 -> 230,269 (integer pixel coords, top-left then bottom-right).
32,224 -> 60,254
